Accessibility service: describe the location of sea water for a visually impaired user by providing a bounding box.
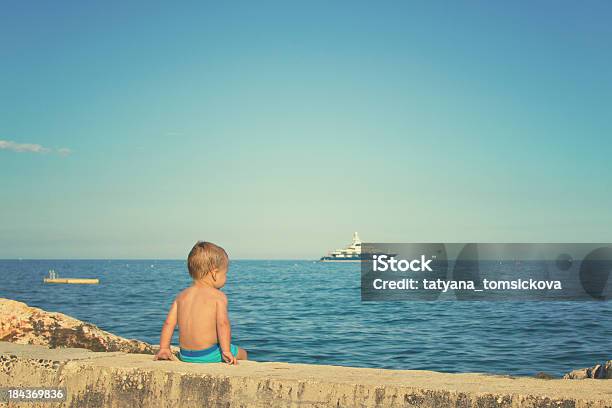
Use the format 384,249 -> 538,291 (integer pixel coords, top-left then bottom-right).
0,259 -> 610,377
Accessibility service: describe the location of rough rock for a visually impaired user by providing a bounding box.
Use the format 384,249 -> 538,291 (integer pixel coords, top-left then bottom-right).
533,372 -> 555,380
563,361 -> 612,379
0,298 -> 154,354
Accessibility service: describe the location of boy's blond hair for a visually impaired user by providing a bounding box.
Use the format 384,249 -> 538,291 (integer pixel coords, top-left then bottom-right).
188,241 -> 228,280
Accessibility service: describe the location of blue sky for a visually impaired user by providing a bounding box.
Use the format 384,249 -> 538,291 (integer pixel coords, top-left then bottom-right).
1,1 -> 611,259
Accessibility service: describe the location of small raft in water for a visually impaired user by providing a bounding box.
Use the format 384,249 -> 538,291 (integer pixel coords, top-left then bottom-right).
44,278 -> 99,284
43,270 -> 99,285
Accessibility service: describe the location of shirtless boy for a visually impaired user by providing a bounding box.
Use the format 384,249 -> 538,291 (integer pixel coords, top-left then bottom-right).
154,241 -> 247,364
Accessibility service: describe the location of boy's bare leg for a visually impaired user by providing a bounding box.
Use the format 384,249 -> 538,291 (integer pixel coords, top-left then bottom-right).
237,348 -> 248,360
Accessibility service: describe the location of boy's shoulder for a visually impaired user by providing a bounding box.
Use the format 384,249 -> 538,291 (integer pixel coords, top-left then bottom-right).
176,285 -> 226,301
175,286 -> 198,302
204,287 -> 228,304
204,286 -> 227,301
176,286 -> 193,298
213,288 -> 227,302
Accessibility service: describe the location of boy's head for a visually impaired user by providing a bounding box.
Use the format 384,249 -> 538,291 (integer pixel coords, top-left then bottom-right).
188,241 -> 229,287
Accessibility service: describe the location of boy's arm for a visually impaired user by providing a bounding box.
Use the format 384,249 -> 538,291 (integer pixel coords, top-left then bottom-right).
154,299 -> 177,360
216,293 -> 236,364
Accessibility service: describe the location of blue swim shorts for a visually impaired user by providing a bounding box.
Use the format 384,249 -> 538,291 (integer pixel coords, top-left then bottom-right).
179,344 -> 238,363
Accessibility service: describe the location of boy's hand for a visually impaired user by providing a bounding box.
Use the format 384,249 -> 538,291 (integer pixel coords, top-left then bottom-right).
222,350 -> 237,365
154,348 -> 176,361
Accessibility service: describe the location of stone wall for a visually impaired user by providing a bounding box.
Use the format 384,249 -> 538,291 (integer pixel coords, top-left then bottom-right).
1,342 -> 611,408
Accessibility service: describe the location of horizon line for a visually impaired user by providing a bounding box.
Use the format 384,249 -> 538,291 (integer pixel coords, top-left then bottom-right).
0,258 -> 319,261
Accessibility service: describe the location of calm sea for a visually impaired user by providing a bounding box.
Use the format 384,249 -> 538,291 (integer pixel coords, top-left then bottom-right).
1,259 -> 610,377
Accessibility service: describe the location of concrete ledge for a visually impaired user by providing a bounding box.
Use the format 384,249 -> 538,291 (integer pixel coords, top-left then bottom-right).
1,342 -> 611,408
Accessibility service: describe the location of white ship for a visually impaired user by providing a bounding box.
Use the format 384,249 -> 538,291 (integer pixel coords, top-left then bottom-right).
320,232 -> 366,262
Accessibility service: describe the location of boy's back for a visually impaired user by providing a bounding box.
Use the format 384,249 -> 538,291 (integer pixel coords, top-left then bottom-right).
176,285 -> 223,349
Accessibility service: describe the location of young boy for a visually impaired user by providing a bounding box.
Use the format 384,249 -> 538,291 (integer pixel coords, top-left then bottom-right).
154,241 -> 247,364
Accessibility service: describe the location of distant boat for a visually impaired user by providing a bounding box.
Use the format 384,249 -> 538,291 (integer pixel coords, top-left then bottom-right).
320,232 -> 364,262
43,269 -> 99,285
320,232 -> 394,262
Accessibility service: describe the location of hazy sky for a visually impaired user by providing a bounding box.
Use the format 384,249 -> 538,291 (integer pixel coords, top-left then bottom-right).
1,1 -> 611,259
